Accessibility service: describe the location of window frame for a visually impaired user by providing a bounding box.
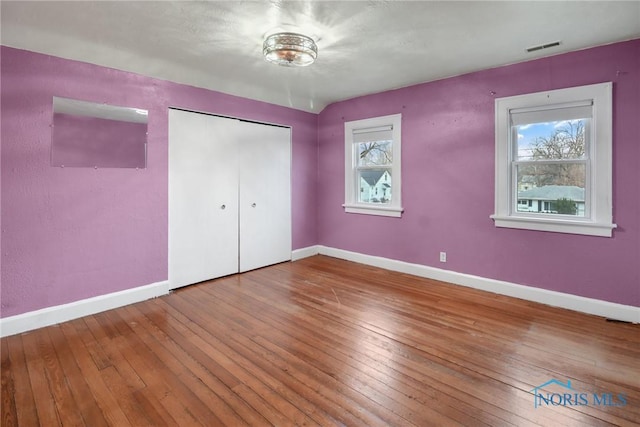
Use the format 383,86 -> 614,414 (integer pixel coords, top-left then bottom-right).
343,113 -> 403,217
491,82 -> 615,237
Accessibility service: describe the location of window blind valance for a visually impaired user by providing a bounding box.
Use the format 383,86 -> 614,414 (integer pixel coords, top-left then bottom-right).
353,125 -> 393,143
510,100 -> 593,126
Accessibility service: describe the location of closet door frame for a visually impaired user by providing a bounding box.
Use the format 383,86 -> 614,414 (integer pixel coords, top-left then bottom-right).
168,107 -> 292,289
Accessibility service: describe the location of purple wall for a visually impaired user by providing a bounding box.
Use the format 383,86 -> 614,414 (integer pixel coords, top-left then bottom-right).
318,39 -> 640,307
1,46 -> 318,318
2,40 -> 638,319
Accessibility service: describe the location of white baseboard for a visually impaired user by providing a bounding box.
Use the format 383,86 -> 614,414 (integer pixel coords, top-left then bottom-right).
4,247 -> 636,337
0,280 -> 171,338
292,245 -> 320,261
317,246 -> 639,324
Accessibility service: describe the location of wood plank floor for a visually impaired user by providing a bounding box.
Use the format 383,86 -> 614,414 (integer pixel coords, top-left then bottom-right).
2,255 -> 639,426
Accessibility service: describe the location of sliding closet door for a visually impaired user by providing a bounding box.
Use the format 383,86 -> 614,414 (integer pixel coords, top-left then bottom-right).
169,109 -> 240,288
238,122 -> 291,272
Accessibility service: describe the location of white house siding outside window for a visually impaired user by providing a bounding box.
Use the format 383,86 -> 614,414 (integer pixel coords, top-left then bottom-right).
492,82 -> 615,237
343,114 -> 403,217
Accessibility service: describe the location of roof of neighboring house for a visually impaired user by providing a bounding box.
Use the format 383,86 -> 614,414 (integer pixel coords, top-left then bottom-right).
519,175 -> 537,184
518,185 -> 585,201
360,170 -> 386,186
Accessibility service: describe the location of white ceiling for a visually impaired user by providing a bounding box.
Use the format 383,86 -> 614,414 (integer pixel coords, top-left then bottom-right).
2,1 -> 639,113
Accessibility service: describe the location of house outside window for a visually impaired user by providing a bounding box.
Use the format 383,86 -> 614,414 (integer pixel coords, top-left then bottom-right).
492,82 -> 615,237
344,114 -> 403,217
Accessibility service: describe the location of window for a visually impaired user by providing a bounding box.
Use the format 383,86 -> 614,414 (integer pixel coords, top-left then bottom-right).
492,82 -> 615,237
344,114 -> 403,217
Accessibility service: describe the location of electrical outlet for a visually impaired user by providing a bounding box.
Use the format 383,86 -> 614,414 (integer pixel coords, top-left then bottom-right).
439,252 -> 447,263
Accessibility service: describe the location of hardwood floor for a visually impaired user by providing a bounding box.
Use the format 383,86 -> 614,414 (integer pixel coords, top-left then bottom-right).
2,255 -> 639,426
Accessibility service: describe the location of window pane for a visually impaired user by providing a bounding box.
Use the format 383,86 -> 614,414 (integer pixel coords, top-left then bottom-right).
358,169 -> 391,204
515,119 -> 587,160
516,163 -> 586,216
357,140 -> 392,166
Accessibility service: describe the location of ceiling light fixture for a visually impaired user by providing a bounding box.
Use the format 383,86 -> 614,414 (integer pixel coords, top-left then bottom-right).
263,32 -> 317,67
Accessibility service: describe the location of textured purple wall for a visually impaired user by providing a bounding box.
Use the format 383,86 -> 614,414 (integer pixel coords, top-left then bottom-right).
318,39 -> 640,307
1,46 -> 318,317
2,40 -> 638,318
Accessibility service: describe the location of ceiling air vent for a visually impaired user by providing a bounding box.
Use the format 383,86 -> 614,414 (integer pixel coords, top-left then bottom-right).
526,41 -> 561,53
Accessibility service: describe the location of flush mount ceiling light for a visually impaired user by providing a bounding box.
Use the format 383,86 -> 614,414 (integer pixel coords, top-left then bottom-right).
263,32 -> 317,67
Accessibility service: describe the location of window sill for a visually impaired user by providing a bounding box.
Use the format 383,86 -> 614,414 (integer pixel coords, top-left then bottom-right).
490,214 -> 616,237
343,203 -> 404,217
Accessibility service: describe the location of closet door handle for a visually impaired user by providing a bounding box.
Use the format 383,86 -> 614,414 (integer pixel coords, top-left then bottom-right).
251,203 -> 257,208
220,204 -> 226,210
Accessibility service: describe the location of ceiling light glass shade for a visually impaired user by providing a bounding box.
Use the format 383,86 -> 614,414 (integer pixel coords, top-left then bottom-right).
263,32 -> 317,67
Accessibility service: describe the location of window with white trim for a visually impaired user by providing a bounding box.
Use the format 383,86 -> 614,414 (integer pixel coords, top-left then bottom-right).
492,82 -> 615,237
344,114 -> 403,217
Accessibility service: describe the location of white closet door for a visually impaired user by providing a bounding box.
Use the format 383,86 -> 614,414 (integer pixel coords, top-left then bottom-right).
169,109 -> 240,288
238,122 -> 291,272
